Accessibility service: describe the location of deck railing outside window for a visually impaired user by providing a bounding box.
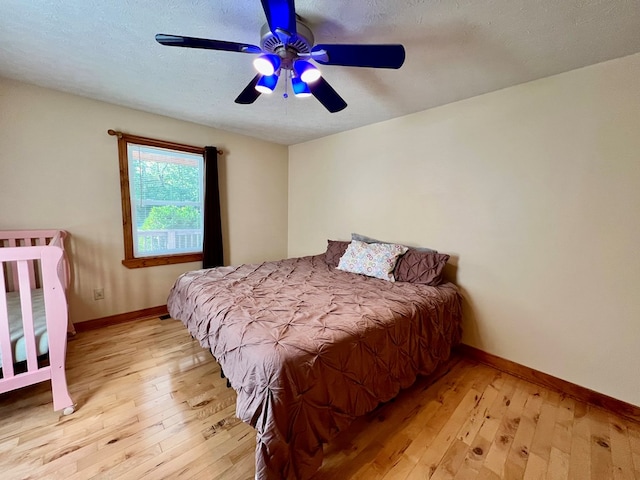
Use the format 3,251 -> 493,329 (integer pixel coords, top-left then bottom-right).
136,229 -> 202,255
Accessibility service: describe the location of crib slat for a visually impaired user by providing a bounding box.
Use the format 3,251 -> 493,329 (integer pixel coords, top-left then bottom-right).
28,255 -> 37,290
0,267 -> 15,377
16,260 -> 38,371
8,238 -> 18,292
26,237 -> 45,289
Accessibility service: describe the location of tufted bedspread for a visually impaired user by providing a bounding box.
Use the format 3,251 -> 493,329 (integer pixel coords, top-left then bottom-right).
167,254 -> 462,480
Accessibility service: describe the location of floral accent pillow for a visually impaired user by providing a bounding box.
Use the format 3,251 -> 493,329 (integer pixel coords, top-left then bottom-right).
337,240 -> 408,281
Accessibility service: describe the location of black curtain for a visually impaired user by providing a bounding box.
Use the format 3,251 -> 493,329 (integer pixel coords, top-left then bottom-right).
202,146 -> 224,268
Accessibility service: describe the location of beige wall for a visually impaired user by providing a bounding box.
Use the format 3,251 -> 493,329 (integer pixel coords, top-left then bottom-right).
288,53 -> 640,406
0,78 -> 288,323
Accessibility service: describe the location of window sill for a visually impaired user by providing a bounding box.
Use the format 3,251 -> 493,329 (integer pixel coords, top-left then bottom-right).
122,253 -> 203,269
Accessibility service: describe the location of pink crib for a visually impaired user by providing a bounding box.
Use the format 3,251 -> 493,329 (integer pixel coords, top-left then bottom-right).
0,230 -> 75,415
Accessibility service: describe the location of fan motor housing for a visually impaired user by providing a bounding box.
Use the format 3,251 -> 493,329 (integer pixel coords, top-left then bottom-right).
259,21 -> 314,69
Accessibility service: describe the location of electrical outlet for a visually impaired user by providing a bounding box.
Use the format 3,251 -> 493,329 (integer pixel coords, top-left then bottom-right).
93,288 -> 105,301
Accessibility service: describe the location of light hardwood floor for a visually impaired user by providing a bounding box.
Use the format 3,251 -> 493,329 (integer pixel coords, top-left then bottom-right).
1,317 -> 639,479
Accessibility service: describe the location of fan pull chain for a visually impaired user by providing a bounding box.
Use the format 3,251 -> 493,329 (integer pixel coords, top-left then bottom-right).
283,70 -> 290,99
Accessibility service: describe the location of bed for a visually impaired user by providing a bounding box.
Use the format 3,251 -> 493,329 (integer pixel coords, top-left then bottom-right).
0,230 -> 75,415
167,242 -> 462,479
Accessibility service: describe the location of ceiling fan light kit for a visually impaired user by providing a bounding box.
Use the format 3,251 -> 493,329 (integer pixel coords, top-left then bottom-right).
155,0 -> 406,112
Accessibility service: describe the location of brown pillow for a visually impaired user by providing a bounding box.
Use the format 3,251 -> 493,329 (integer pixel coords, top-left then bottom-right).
394,249 -> 450,285
325,240 -> 350,268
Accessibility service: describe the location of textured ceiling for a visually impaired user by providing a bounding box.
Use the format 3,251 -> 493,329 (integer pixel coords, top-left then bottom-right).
1,0 -> 639,145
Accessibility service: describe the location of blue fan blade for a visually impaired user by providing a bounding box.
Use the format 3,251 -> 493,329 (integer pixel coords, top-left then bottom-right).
309,77 -> 347,113
312,44 -> 406,69
235,75 -> 263,104
260,0 -> 297,37
156,34 -> 262,54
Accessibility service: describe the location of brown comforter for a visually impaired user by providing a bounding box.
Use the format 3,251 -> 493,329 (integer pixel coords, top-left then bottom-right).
167,255 -> 462,480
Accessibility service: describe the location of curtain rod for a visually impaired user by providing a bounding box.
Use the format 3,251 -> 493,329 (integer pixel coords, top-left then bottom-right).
108,129 -> 223,155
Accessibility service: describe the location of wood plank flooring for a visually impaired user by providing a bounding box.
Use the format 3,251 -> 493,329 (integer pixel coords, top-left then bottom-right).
1,317 -> 638,479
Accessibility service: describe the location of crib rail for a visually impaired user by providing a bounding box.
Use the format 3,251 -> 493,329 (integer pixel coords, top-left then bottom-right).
0,230 -> 73,334
0,230 -> 69,291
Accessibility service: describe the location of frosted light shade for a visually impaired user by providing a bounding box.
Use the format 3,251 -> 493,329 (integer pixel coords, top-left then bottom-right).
292,77 -> 312,97
293,60 -> 321,84
255,74 -> 279,94
253,54 -> 281,76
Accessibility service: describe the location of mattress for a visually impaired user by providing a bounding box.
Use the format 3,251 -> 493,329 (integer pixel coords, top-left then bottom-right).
168,254 -> 462,479
0,288 -> 49,367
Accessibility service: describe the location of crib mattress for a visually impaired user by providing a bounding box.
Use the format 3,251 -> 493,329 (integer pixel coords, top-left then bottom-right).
0,289 -> 48,366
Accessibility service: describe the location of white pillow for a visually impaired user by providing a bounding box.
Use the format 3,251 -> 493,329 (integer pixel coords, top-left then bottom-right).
351,233 -> 437,253
337,240 -> 408,281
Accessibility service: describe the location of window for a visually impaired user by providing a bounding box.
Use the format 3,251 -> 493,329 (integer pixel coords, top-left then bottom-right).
111,130 -> 205,268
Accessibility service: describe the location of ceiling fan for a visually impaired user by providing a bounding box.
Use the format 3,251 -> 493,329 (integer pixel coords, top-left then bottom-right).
155,0 -> 406,113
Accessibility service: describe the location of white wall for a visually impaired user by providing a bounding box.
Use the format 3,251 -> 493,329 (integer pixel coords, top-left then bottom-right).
288,53 -> 640,406
0,78 -> 289,323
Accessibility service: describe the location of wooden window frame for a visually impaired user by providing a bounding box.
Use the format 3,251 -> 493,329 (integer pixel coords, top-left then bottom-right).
109,130 -> 204,268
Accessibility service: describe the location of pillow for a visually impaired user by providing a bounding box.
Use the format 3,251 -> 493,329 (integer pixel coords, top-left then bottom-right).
325,240 -> 350,268
337,240 -> 408,281
394,249 -> 450,285
351,233 -> 437,253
